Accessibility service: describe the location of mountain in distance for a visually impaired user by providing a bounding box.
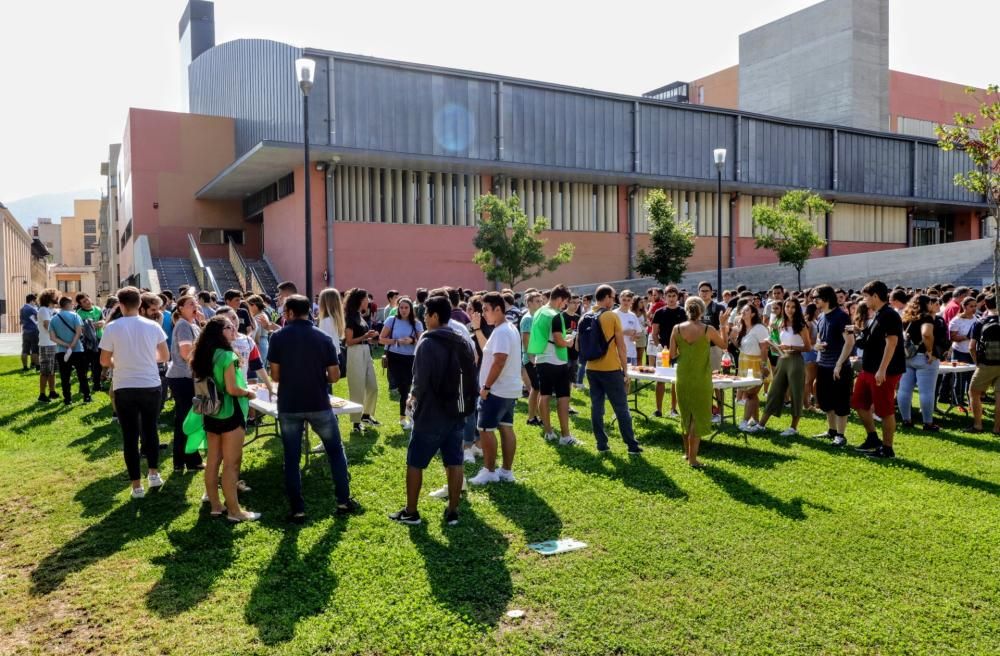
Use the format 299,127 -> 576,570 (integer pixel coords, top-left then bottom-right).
3,189 -> 101,230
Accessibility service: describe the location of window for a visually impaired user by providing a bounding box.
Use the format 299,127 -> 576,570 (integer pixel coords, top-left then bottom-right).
333,165 -> 483,226
199,229 -> 245,245
84,235 -> 97,250
84,252 -> 93,265
84,219 -> 97,234
57,279 -> 81,293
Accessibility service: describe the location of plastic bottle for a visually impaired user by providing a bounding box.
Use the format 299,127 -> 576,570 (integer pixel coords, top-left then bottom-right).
660,349 -> 669,368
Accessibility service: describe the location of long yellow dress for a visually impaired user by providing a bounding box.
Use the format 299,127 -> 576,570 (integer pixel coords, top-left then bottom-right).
675,325 -> 713,435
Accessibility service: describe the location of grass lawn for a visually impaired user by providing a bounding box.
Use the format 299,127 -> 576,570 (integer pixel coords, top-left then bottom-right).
1,353 -> 1000,655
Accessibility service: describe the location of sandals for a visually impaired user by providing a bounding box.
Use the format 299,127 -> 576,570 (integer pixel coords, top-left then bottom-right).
227,511 -> 261,523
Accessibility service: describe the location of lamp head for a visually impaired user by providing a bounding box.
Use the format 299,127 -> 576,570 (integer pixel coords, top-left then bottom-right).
713,148 -> 727,170
295,58 -> 315,96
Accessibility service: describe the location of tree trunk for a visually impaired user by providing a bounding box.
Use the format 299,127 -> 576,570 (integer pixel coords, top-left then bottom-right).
796,266 -> 803,292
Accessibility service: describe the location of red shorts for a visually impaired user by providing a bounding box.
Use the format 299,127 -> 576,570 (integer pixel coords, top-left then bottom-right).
850,370 -> 902,417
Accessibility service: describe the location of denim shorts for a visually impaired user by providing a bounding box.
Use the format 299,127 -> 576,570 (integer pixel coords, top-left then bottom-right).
477,393 -> 516,431
407,419 -> 465,469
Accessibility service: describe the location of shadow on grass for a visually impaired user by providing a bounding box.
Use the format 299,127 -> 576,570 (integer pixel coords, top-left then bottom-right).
868,456 -> 1000,496
925,429 -> 1000,456
483,482 -> 562,543
68,423 -> 124,462
243,517 -> 349,645
406,507 -> 512,628
0,401 -> 65,430
702,465 -> 831,521
550,443 -> 687,500
30,473 -> 195,595
343,428 -> 384,465
702,440 -> 798,469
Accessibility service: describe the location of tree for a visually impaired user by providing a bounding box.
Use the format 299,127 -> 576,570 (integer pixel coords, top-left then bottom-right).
634,189 -> 695,284
752,189 -> 830,291
936,85 -> 1000,292
472,193 -> 574,288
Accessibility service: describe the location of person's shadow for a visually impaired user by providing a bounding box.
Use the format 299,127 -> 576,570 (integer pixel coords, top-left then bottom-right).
548,442 -> 688,500
702,465 -> 831,521
243,516 -> 350,645
406,507 -> 513,627
31,474 -> 195,595
484,482 -> 562,544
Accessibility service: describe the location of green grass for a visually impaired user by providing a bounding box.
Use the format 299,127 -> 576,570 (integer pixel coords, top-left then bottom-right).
2,353 -> 1000,655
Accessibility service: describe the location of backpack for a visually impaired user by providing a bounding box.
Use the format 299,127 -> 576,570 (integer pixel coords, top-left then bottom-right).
80,320 -> 100,352
427,332 -> 479,418
577,309 -> 615,362
192,375 -> 222,416
932,316 -> 951,360
976,317 -> 1000,366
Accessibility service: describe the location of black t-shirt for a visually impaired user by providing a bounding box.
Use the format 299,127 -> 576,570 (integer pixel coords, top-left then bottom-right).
701,300 -> 723,330
236,307 -> 253,334
562,311 -> 581,360
861,304 -> 906,375
267,319 -> 338,413
345,313 -> 369,340
652,306 -> 687,346
816,307 -> 850,368
904,316 -> 934,355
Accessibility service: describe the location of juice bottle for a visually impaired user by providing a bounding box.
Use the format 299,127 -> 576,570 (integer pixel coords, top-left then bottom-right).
660,349 -> 669,368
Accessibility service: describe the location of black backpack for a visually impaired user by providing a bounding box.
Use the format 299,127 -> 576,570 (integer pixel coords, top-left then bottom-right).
80,320 -> 100,352
427,332 -> 479,418
976,317 -> 1000,366
577,309 -> 615,362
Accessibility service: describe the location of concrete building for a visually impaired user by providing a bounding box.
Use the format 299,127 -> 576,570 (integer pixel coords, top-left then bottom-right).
31,218 -> 61,263
48,265 -> 97,300
98,144 -> 122,296
107,0 -> 988,297
0,203 -> 33,333
60,199 -> 101,267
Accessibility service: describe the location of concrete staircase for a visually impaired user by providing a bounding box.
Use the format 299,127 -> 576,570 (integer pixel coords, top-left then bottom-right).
246,258 -> 280,296
205,258 -> 241,295
153,257 -> 198,294
955,255 -> 996,289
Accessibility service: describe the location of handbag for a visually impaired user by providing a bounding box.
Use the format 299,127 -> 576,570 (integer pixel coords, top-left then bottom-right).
902,322 -> 920,359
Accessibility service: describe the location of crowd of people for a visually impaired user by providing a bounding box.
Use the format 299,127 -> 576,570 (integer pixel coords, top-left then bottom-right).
15,275 -> 1000,526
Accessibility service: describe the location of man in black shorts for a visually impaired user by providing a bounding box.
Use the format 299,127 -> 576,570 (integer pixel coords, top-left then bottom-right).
812,285 -> 855,447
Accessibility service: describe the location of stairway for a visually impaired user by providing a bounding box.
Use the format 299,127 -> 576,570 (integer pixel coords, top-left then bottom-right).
205,258 -> 242,294
153,257 -> 198,294
246,258 -> 280,296
955,255 -> 996,289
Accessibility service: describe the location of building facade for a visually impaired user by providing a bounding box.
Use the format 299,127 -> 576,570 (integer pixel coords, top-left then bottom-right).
31,218 -> 61,264
109,0 -> 989,297
0,203 -> 33,333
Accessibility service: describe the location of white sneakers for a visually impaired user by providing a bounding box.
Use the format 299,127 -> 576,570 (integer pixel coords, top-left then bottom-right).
739,420 -> 763,433
148,472 -> 163,488
400,417 -> 413,430
543,431 -> 558,442
131,486 -> 145,499
711,414 -> 722,425
471,445 -> 484,457
463,449 -> 476,463
780,428 -> 798,437
428,477 -> 468,499
469,468 -> 500,485
559,435 -> 581,446
496,468 -> 516,483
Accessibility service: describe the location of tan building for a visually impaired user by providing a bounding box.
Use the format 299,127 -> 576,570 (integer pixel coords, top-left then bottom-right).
61,199 -> 101,267
0,203 -> 33,333
48,265 -> 98,300
32,218 -> 61,263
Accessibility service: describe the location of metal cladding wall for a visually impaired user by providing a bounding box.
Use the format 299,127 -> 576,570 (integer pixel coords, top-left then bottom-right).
189,39 -> 303,156
188,39 -> 985,209
334,59 -> 495,160
638,104 -> 736,180
740,117 -> 831,189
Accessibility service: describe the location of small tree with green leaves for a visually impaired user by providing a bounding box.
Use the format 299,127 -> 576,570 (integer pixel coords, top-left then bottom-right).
937,84 -> 1000,292
634,189 -> 695,284
472,193 -> 574,288
752,189 -> 830,291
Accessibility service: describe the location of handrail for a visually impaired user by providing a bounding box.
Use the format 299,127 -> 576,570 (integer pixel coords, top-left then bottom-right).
228,237 -> 266,294
187,233 -> 221,297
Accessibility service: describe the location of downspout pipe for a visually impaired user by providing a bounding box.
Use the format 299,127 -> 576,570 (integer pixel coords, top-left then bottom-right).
325,162 -> 336,287
627,184 -> 639,279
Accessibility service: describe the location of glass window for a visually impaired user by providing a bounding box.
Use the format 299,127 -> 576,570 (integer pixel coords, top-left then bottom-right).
84,219 -> 97,233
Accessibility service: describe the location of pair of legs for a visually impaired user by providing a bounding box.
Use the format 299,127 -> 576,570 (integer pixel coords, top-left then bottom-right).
804,360 -> 818,409
22,333 -> 38,369
896,354 -> 940,425
682,420 -> 703,468
38,346 -> 56,398
58,351 -> 91,402
759,354 -> 804,431
116,387 -> 161,489
816,365 -> 853,438
205,428 -> 248,517
969,366 -> 1000,432
166,377 -> 203,472
402,419 -> 466,517
279,409 -> 352,518
537,363 -> 571,438
852,371 -> 901,448
346,345 -> 378,425
655,382 -> 678,415
386,351 -> 415,421
477,394 -> 517,473
523,363 -> 540,421
83,349 -> 102,391
587,369 -> 640,451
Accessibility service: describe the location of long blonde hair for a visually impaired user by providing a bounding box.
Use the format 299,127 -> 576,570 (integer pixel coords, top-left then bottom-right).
318,288 -> 345,334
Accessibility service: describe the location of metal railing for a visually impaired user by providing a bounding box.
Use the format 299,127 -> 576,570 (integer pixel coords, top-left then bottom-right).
227,237 -> 266,294
187,233 -> 221,297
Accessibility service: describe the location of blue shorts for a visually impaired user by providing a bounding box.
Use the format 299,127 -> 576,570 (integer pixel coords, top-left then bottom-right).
802,351 -> 818,364
477,394 -> 516,431
406,419 -> 465,469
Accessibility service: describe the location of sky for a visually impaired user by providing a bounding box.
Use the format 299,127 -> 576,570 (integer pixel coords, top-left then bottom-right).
0,0 -> 996,208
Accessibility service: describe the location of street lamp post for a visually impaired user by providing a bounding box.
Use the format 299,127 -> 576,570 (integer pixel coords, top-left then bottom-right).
713,148 -> 727,296
296,57 -> 316,303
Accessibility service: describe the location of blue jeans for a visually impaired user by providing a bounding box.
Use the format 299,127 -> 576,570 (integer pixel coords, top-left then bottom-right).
586,369 -> 639,450
279,410 -> 351,513
896,353 -> 940,424
952,350 -> 974,407
575,360 -> 587,385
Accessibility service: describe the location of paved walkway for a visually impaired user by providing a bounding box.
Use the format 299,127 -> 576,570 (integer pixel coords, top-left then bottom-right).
0,333 -> 22,356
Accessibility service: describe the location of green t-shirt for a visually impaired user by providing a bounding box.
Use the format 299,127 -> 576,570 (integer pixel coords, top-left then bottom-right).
77,306 -> 104,338
211,349 -> 249,420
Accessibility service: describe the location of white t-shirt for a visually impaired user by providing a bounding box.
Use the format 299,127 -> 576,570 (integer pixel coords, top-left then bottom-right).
98,316 -> 167,390
779,327 -> 805,348
950,316 -> 977,354
37,306 -> 55,347
319,316 -> 341,355
447,319 -> 475,349
231,333 -> 254,378
739,324 -> 771,356
614,309 -> 642,358
480,321 -> 523,399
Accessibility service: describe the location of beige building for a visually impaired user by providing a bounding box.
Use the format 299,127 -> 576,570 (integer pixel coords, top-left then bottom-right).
0,203 -> 33,333
32,218 -> 61,263
48,265 -> 98,300
61,199 -> 101,267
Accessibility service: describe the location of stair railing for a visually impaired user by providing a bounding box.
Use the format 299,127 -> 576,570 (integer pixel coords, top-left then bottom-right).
228,237 -> 266,295
187,233 -> 221,297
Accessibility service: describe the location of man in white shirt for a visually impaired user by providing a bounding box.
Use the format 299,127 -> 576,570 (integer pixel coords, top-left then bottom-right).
99,287 -> 169,498
36,289 -> 59,403
469,292 -> 524,485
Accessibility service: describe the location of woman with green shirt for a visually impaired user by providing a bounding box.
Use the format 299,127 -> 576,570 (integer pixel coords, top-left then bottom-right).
190,316 -> 259,522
